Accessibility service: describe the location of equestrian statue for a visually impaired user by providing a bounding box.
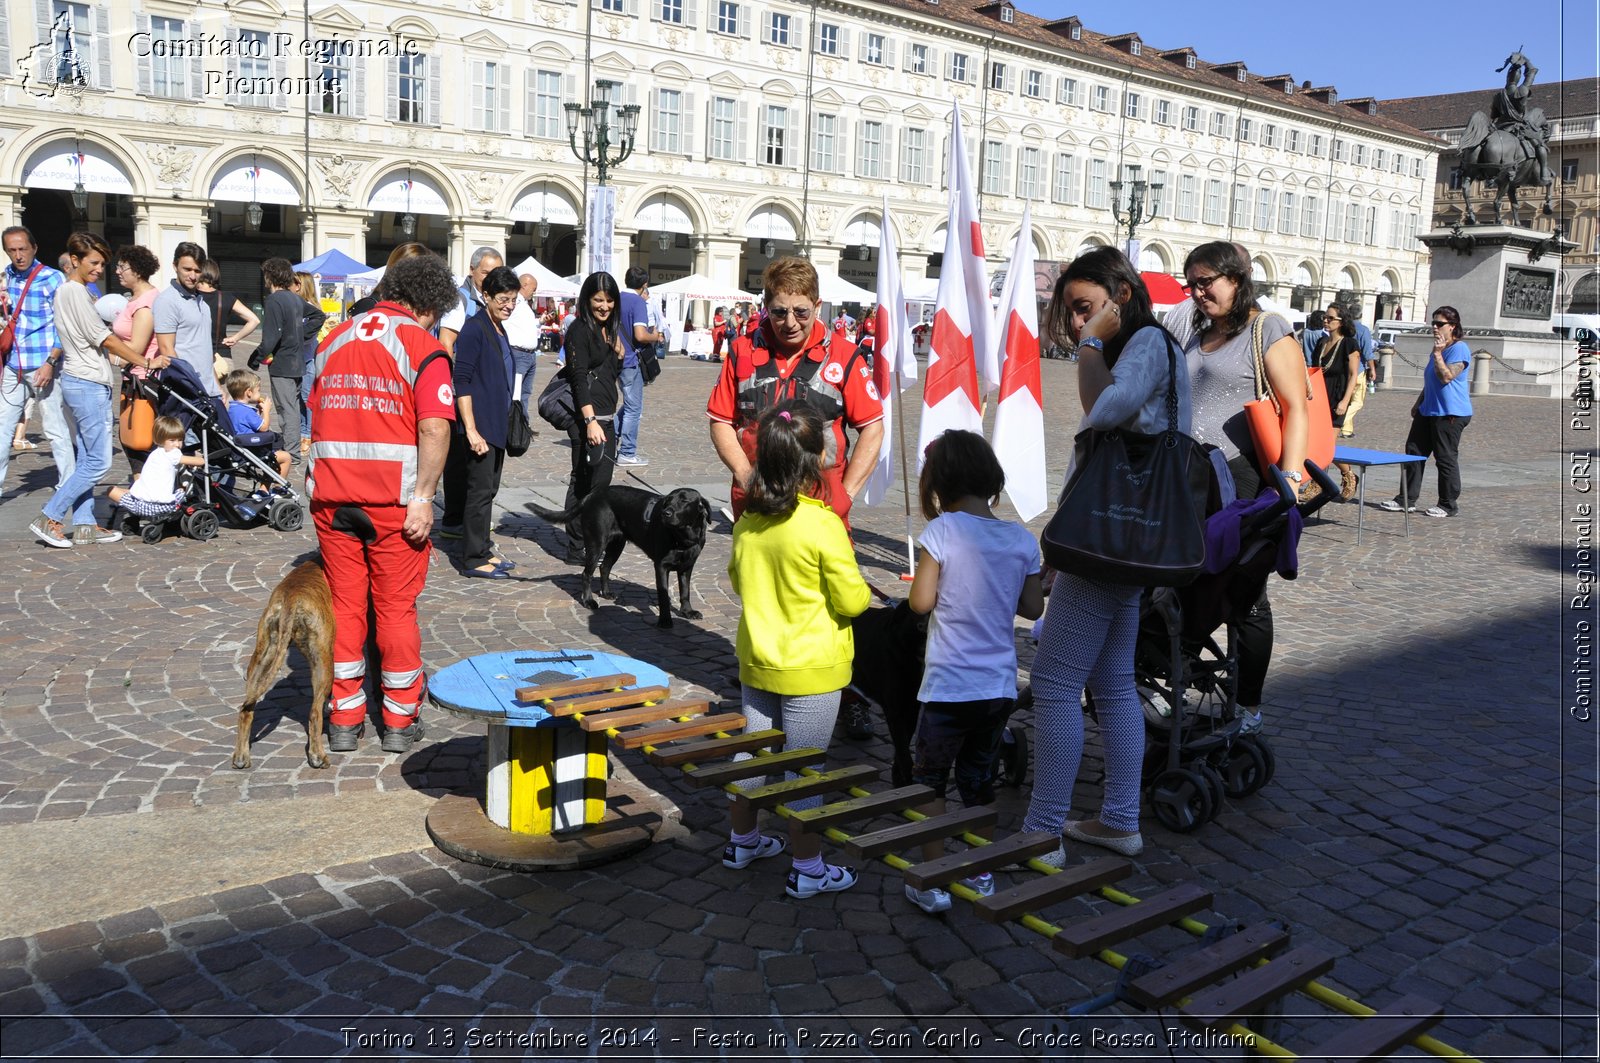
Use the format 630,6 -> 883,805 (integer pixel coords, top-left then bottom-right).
1455,50 -> 1554,226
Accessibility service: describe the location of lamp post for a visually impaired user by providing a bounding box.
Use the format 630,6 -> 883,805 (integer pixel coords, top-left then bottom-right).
1108,164 -> 1162,262
563,79 -> 640,188
245,152 -> 265,232
400,166 -> 416,238
71,139 -> 88,218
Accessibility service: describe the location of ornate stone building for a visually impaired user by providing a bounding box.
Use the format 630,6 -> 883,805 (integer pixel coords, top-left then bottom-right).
5,0 -> 1439,316
1381,77 -> 1599,316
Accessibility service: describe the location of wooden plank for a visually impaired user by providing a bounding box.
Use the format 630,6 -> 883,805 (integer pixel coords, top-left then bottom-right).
1124,924 -> 1291,1007
612,713 -> 748,750
1299,994 -> 1444,1063
1178,945 -> 1337,1030
578,699 -> 710,732
902,831 -> 1061,889
684,748 -> 828,788
731,765 -> 879,810
546,685 -> 672,716
514,673 -> 636,702
974,856 -> 1132,924
845,806 -> 998,860
1052,882 -> 1214,959
790,786 -> 935,832
644,729 -> 786,768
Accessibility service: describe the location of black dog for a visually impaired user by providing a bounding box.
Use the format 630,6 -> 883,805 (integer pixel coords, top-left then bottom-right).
526,486 -> 710,628
848,600 -> 929,787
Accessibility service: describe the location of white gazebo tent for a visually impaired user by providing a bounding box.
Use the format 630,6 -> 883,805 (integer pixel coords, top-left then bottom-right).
508,256 -> 582,299
650,274 -> 757,303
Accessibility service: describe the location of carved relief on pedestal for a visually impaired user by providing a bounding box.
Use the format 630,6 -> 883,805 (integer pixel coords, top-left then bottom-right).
465,135 -> 499,156
766,47 -> 791,70
709,195 -> 735,227
815,203 -> 836,232
904,215 -> 926,247
317,154 -> 364,207
144,143 -> 196,190
982,223 -> 1003,254
662,29 -> 685,49
718,40 -> 738,60
464,171 -> 504,209
235,111 -> 276,135
315,120 -> 356,143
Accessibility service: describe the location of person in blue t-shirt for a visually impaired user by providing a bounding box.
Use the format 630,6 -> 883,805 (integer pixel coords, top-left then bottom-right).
615,265 -> 663,467
1382,306 -> 1472,518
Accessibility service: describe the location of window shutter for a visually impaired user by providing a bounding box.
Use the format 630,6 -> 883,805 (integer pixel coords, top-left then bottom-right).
1004,66 -> 1015,94
741,5 -> 753,37
704,96 -> 715,159
225,24 -> 239,105
684,0 -> 698,28
681,90 -> 696,156
92,4 -> 111,90
427,57 -> 441,125
900,43 -> 913,72
499,69 -> 511,134
471,62 -> 486,129
134,12 -> 151,94
837,27 -> 850,59
525,68 -> 539,134
34,0 -> 52,85
790,16 -> 803,48
785,108 -> 799,167
188,20 -> 204,100
1002,151 -> 1012,194
563,71 -> 578,109
271,45 -> 288,109
625,0 -> 640,15
385,57 -> 398,121
882,39 -> 895,68
349,54 -> 366,119
855,121 -> 867,178
736,100 -> 748,158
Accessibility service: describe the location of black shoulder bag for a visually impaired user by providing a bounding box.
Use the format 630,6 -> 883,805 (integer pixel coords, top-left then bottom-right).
537,363 -> 576,432
1040,332 -> 1210,587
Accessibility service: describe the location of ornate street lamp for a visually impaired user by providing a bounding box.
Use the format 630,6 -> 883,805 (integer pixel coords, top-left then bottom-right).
564,78 -> 640,187
1108,164 -> 1163,251
656,231 -> 673,252
760,238 -> 776,259
400,166 -> 416,238
244,153 -> 265,231
71,138 -> 88,216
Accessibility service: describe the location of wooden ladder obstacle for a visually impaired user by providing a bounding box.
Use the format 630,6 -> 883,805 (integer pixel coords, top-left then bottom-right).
514,675 -> 1469,1063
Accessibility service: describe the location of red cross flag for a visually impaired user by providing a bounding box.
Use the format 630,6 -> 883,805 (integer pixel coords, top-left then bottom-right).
859,195 -> 916,508
917,106 -> 992,462
989,202 -> 1047,521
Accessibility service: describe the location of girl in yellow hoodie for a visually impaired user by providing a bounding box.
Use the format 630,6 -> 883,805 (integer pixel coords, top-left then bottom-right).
726,401 -> 871,898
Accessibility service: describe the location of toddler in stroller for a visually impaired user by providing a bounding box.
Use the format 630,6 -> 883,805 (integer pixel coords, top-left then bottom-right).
108,415 -> 204,521
113,360 -> 303,542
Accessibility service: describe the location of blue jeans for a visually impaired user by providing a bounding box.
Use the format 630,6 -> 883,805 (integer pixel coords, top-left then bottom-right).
0,369 -> 75,500
511,347 -> 538,419
44,375 -> 113,527
616,362 -> 644,458
300,362 -> 315,438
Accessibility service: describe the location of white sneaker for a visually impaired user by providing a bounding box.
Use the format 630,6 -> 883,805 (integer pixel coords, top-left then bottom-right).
905,884 -> 952,913
964,873 -> 996,897
617,454 -> 649,467
1238,709 -> 1263,735
785,863 -> 858,898
1377,499 -> 1416,513
722,834 -> 788,869
1423,506 -> 1452,518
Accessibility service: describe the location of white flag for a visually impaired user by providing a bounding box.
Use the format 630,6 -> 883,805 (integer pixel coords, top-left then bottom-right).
859,197 -> 914,507
989,203 -> 1047,520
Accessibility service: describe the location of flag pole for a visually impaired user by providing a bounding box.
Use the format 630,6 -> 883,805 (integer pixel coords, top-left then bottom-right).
895,373 -> 915,580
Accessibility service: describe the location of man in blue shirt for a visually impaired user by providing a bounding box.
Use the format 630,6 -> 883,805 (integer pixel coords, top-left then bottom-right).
1336,303 -> 1377,438
438,247 -> 502,356
0,226 -> 75,500
153,242 -> 217,397
1300,309 -> 1326,368
616,265 -> 663,467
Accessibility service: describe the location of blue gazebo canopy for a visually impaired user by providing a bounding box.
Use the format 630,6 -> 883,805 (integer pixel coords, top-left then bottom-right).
292,249 -> 370,281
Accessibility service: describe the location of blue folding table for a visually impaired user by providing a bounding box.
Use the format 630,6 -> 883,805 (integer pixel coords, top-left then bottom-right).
1332,445 -> 1428,545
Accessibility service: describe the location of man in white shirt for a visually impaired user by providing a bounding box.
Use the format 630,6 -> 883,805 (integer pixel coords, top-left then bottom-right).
503,272 -> 541,428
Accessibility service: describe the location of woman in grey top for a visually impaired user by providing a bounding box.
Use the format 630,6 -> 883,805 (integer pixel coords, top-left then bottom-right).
31,232 -> 167,548
1162,241 -> 1309,734
1022,248 -> 1192,864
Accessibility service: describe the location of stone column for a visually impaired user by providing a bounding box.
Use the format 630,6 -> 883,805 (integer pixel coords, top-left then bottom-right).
306,208 -> 372,264
692,235 -> 711,277
459,220 -> 515,267
0,186 -> 24,229
133,199 -> 211,265
705,236 -> 745,291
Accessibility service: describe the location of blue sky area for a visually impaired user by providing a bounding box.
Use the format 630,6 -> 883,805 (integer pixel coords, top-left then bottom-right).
1018,0 -> 1599,101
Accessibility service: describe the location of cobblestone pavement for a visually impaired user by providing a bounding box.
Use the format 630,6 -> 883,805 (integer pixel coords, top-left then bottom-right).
0,352 -> 1593,1061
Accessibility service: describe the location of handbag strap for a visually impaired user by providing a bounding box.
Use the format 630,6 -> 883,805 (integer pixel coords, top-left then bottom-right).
1160,329 -> 1181,444
1249,311 -> 1312,414
4,265 -> 41,373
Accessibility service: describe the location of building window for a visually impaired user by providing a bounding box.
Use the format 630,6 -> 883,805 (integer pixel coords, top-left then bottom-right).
1203,178 -> 1225,224
1086,158 -> 1108,208
1364,205 -> 1377,244
1412,157 -> 1425,178
532,70 -> 563,138
767,12 -> 790,46
657,0 -> 684,24
1057,77 -> 1079,106
1354,143 -> 1367,167
858,120 -> 884,178
1563,158 -> 1579,183
50,1 -> 94,88
710,96 -> 736,160
716,1 -> 740,34
1124,91 -> 1141,119
238,29 -> 270,86
1024,70 -> 1043,98
474,61 -> 507,132
1052,153 -> 1078,203
1148,169 -> 1168,216
989,62 -> 1006,90
1374,148 -> 1388,171
1287,129 -> 1301,153
811,113 -> 838,171
1017,146 -> 1041,200
1090,85 -> 1111,112
1334,138 -> 1347,162
1154,100 -> 1171,126
909,43 -> 929,75
1237,117 -> 1252,143
397,53 -> 427,124
1261,124 -> 1277,149
653,88 -> 683,153
1300,195 -> 1321,238
763,104 -> 788,165
1231,183 -> 1250,228
1391,152 -> 1406,174
982,139 -> 1006,194
900,127 -> 929,183
1174,174 -> 1197,221
1255,188 -> 1275,230
599,0 -> 625,11
863,33 -> 885,64
1345,201 -> 1361,242
947,53 -> 969,82
1278,191 -> 1296,233
816,23 -> 840,56
149,16 -> 188,99
1310,134 -> 1324,157
1209,112 -> 1230,138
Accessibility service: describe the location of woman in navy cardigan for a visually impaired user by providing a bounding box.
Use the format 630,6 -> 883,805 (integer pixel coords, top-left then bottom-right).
444,266 -> 521,578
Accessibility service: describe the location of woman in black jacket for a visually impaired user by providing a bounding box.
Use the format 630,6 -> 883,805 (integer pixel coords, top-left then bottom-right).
560,271 -> 624,561
445,266 -> 522,578
1317,303 -> 1364,499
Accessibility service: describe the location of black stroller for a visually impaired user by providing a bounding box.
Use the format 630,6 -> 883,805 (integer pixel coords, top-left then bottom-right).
1130,460 -> 1341,832
115,361 -> 304,543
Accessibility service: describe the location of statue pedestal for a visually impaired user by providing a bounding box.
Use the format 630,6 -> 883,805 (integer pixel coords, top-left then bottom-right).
1420,225 -> 1566,331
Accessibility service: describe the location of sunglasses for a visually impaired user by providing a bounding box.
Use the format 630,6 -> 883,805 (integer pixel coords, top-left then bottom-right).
1187,275 -> 1223,293
1431,321 -> 1451,328
767,307 -> 813,322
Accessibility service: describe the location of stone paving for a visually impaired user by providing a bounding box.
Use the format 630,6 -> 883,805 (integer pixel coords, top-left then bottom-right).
0,351 -> 1593,1061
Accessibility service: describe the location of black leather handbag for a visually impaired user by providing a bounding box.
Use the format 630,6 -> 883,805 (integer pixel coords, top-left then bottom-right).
1041,333 -> 1209,587
505,401 -> 533,457
537,367 -> 576,432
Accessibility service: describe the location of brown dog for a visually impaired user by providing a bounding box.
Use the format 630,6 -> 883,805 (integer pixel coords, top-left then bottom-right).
235,561 -> 335,770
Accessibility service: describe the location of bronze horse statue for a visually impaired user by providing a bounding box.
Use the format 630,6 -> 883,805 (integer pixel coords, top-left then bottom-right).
1455,51 -> 1554,227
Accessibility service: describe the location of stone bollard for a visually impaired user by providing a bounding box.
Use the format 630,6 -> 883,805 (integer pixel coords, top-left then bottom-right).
1470,348 -> 1493,396
1379,348 -> 1395,390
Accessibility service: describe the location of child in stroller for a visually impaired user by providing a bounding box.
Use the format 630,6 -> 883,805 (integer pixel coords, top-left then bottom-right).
221,369 -> 293,482
108,415 -> 204,521
115,360 -> 303,541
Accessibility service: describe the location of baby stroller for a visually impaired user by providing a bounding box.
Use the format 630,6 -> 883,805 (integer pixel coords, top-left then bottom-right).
115,361 -> 304,543
1129,460 -> 1341,832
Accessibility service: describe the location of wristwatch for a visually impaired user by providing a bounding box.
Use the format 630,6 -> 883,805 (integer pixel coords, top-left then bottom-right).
1284,469 -> 1304,483
583,415 -> 598,425
1077,336 -> 1105,352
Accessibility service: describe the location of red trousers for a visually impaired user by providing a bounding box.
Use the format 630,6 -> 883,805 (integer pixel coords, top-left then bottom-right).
313,502 -> 430,730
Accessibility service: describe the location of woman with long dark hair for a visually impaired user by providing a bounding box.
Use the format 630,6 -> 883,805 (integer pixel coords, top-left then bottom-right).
1317,303 -> 1364,497
560,271 -> 625,561
1164,241 -> 1308,735
1022,246 -> 1191,864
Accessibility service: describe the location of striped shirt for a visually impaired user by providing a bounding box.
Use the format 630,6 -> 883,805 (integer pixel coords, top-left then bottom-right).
4,261 -> 65,375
